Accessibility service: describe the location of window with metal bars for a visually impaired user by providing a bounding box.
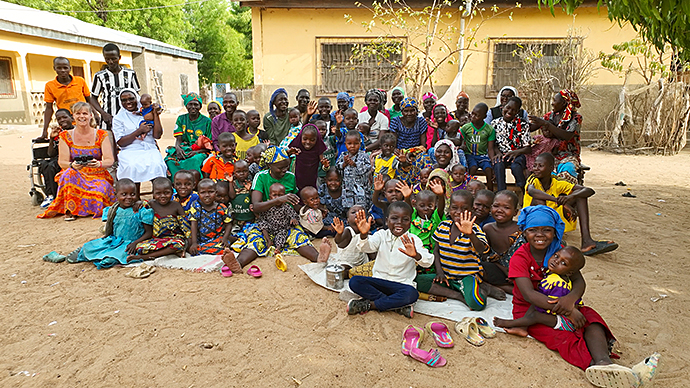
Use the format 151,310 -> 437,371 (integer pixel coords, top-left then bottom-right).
487,39 -> 567,96
317,38 -> 404,95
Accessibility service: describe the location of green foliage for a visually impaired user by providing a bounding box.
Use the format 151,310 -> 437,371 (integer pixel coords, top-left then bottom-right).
598,38 -> 670,84
6,0 -> 254,87
537,0 -> 690,62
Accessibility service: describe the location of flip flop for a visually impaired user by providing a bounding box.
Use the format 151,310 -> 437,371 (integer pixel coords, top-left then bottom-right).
582,240 -> 619,256
585,364 -> 640,388
220,265 -> 233,277
454,317 -> 485,346
425,321 -> 454,348
42,251 -> 66,263
275,253 -> 287,272
401,325 -> 424,356
247,265 -> 262,278
409,348 -> 447,368
64,216 -> 76,222
125,263 -> 156,279
65,247 -> 81,264
474,317 -> 496,339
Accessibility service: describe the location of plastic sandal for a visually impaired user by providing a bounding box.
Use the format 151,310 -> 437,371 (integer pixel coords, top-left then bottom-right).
455,317 -> 485,346
43,251 -> 66,263
410,348 -> 447,368
247,265 -> 262,278
585,364 -> 640,388
474,317 -> 496,339
631,352 -> 660,386
275,253 -> 287,272
220,265 -> 233,277
401,325 -> 424,356
425,321 -> 454,348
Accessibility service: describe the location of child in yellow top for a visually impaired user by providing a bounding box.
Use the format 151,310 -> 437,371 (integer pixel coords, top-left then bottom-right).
524,152 -> 618,256
374,132 -> 398,179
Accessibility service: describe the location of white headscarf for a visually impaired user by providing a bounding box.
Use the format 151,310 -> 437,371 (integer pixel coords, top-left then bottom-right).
435,139 -> 460,172
495,86 -> 518,107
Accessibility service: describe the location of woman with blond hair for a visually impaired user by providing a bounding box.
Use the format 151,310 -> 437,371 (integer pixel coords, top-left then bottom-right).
38,102 -> 115,221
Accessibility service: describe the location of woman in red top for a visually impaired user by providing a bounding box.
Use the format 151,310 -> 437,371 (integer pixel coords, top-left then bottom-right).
499,205 -> 658,387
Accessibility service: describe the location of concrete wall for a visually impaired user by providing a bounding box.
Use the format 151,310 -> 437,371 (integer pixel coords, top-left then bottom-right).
250,5 -> 641,141
135,50 -> 200,113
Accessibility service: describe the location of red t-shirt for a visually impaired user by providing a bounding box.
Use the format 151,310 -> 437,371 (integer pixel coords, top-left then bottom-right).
508,243 -> 547,318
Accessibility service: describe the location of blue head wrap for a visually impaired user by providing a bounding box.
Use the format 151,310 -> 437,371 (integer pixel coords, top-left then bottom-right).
269,88 -> 288,119
517,205 -> 565,267
336,92 -> 354,109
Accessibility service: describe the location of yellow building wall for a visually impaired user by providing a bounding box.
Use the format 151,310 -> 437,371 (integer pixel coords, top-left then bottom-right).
0,50 -> 25,113
251,5 -> 641,140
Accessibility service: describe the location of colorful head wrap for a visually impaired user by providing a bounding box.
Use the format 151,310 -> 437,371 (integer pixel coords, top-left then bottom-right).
558,89 -> 581,124
269,88 -> 288,119
422,92 -> 438,102
336,92 -> 354,109
207,100 -> 221,111
400,97 -> 417,110
181,92 -> 202,107
426,168 -> 452,209
430,104 -> 453,125
456,91 -> 469,100
434,139 -> 460,172
364,89 -> 386,111
259,145 -> 289,168
495,86 -> 518,107
517,205 -> 565,267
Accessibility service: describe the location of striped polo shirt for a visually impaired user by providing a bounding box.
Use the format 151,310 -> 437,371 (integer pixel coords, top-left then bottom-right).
432,220 -> 488,280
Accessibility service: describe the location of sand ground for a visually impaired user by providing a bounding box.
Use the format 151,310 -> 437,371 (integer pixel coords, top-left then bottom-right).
1,117 -> 688,387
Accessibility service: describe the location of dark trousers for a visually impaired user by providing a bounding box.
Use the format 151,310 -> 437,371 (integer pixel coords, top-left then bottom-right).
494,154 -> 527,191
38,158 -> 60,197
349,276 -> 418,311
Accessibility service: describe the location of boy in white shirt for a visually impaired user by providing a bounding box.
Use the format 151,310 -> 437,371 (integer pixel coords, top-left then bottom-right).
347,201 -> 433,318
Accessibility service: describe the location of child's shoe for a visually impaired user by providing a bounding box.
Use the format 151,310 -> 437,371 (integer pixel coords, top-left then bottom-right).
347,299 -> 371,315
632,353 -> 660,387
393,305 -> 414,319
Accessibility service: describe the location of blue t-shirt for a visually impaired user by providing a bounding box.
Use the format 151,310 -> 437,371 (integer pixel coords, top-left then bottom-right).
389,116 -> 427,149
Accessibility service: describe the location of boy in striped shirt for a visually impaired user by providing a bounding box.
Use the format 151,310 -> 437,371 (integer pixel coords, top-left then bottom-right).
416,190 -> 505,310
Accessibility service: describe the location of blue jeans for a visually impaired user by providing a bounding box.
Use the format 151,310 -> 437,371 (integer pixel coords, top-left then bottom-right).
427,147 -> 468,168
494,154 -> 527,191
349,276 -> 419,311
466,154 -> 492,171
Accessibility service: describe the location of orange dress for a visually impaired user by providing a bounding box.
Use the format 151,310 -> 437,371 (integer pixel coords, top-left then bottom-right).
38,130 -> 115,218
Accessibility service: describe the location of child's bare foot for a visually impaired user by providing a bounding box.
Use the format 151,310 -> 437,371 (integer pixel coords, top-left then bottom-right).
481,282 -> 507,301
317,238 -> 332,263
127,254 -> 150,262
223,248 -> 242,273
493,317 -> 529,337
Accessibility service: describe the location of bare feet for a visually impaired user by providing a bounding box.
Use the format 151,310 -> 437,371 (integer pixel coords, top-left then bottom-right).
481,282 -> 507,301
493,317 -> 529,337
223,248 -> 242,274
127,254 -> 149,262
317,238 -> 332,263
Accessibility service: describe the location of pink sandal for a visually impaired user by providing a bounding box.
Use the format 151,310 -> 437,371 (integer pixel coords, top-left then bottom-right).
247,265 -> 262,278
220,265 -> 233,277
401,325 -> 424,356
410,348 -> 447,368
425,321 -> 454,348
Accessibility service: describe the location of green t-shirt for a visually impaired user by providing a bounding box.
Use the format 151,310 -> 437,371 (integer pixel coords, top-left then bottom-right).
320,137 -> 338,178
231,181 -> 255,222
251,170 -> 297,201
410,208 -> 443,254
460,122 -> 495,156
174,114 -> 212,146
263,112 -> 291,146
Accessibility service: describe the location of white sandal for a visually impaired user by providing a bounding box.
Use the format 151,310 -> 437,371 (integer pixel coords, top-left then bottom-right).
585,364 -> 640,388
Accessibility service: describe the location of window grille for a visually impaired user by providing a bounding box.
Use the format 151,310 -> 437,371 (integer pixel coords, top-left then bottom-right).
0,58 -> 16,98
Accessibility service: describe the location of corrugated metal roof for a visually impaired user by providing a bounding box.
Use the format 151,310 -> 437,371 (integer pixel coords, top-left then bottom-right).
0,0 -> 202,60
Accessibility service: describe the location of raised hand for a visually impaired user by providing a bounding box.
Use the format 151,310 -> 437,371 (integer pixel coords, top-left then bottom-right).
429,180 -> 444,196
373,173 -> 385,192
320,156 -> 330,169
287,147 -> 301,156
455,210 -> 476,235
355,209 -> 372,236
397,233 -> 418,258
331,217 -> 345,235
394,149 -> 409,165
49,124 -> 61,139
395,181 -> 412,198
307,100 -> 318,115
335,110 -> 344,125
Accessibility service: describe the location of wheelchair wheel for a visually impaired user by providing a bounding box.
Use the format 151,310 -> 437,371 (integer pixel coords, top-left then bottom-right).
31,190 -> 44,206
